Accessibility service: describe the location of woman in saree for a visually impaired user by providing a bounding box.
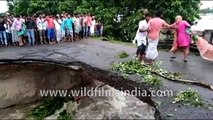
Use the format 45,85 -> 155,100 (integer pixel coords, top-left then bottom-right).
170,15 -> 191,62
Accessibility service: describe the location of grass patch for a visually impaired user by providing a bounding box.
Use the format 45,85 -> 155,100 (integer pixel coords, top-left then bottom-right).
172,88 -> 204,107
117,51 -> 129,58
90,36 -> 102,40
91,36 -> 134,46
27,97 -> 72,120
57,110 -> 73,120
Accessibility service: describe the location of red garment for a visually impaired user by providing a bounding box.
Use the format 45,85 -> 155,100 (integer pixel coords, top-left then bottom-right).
46,17 -> 54,29
86,16 -> 92,26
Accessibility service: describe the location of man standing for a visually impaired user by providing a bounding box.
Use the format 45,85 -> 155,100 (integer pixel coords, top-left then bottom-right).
80,14 -> 84,39
83,14 -> 87,38
60,16 -> 66,42
86,13 -> 92,37
26,16 -> 36,46
4,18 -> 12,45
37,15 -> 46,44
64,14 -> 74,42
145,11 -> 171,63
11,16 -> 18,45
0,18 -> 7,46
12,15 -> 24,46
45,15 -> 55,44
134,13 -> 151,61
73,15 -> 81,41
54,16 -> 62,43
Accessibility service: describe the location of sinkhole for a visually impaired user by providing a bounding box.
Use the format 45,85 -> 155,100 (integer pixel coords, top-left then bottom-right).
0,59 -> 160,119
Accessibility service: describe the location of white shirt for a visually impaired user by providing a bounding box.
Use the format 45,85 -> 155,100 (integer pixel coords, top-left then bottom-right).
75,18 -> 81,28
134,20 -> 148,46
37,18 -> 43,30
54,19 -> 61,30
73,17 -> 77,24
20,18 -> 25,23
37,18 -> 47,30
11,18 -> 16,29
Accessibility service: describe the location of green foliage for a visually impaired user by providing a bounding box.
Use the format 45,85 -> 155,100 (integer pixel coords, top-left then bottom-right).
112,60 -> 182,86
8,0 -> 201,41
112,60 -> 159,85
117,51 -> 129,58
27,97 -> 71,120
144,74 -> 161,86
57,110 -> 73,120
173,88 -> 204,107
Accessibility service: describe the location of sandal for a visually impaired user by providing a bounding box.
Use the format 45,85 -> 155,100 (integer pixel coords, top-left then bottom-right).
183,59 -> 187,63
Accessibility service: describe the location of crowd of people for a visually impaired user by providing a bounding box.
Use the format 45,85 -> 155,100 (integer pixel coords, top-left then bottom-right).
0,13 -> 104,47
0,10 -> 198,63
134,10 -> 192,64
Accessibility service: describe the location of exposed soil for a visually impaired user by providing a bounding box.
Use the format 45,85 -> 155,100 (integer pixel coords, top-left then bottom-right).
0,38 -> 212,119
0,59 -> 159,119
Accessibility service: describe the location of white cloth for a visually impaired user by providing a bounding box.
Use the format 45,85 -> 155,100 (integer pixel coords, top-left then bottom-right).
37,18 -> 43,30
54,19 -> 61,30
4,23 -> 11,33
73,17 -> 77,26
20,18 -> 25,23
145,39 -> 159,60
56,29 -> 61,42
90,20 -> 96,35
134,20 -> 148,46
74,18 -> 81,29
37,18 -> 47,30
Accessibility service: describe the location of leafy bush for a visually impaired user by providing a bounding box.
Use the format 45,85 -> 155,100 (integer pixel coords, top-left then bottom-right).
27,97 -> 72,120
8,0 -> 201,42
144,74 -> 161,86
112,60 -> 158,85
173,88 -> 204,107
112,60 -> 183,86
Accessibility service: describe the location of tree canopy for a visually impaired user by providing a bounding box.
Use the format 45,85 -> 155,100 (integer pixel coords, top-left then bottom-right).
7,0 -> 201,41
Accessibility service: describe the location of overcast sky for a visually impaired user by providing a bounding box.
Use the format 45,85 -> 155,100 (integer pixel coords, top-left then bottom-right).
1,0 -> 213,13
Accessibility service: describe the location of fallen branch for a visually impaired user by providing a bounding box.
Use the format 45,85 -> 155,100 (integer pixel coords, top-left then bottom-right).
150,71 -> 213,91
112,60 -> 213,91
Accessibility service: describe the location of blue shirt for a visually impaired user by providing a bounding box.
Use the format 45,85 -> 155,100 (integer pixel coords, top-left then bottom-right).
64,18 -> 73,30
